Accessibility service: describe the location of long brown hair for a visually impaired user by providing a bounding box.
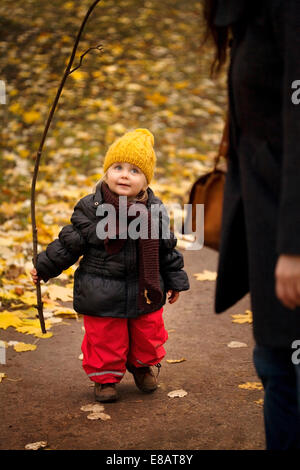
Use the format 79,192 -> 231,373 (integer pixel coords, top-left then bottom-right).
202,0 -> 230,75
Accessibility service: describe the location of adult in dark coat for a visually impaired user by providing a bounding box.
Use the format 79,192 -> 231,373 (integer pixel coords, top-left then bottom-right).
204,0 -> 300,449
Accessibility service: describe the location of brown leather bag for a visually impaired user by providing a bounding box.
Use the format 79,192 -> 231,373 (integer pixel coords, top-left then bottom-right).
185,116 -> 229,251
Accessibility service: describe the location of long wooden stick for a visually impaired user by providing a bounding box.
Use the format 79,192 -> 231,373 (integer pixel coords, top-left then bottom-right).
31,0 -> 103,333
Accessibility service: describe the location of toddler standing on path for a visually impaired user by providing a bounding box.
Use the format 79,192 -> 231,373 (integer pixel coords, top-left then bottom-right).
31,128 -> 190,402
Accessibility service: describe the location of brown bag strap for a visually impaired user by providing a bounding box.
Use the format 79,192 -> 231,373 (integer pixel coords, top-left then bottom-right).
213,111 -> 229,171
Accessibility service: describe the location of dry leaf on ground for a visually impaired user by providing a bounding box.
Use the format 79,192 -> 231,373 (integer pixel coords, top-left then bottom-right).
0,311 -> 23,330
227,341 -> 248,348
166,358 -> 186,364
167,389 -> 188,398
48,317 -> 63,324
193,270 -> 217,281
25,441 -> 47,450
0,311 -> 53,338
254,398 -> 264,406
46,285 -> 73,302
0,372 -> 7,383
80,403 -> 104,413
231,310 -> 253,324
53,307 -> 77,318
87,412 -> 111,421
238,382 -> 263,391
15,318 -> 53,338
13,342 -> 37,352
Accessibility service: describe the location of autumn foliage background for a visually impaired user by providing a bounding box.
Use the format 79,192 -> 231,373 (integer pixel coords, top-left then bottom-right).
0,0 -> 226,339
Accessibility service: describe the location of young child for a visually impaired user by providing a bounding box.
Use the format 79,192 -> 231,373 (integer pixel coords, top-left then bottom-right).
31,128 -> 190,402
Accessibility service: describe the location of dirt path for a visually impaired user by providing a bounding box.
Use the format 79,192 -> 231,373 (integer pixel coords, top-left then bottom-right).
0,247 -> 265,450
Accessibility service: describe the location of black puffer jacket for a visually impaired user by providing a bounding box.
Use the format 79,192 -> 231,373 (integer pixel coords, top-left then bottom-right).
36,183 -> 190,318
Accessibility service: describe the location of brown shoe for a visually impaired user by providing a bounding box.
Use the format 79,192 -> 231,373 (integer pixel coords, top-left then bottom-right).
94,383 -> 118,402
126,363 -> 158,393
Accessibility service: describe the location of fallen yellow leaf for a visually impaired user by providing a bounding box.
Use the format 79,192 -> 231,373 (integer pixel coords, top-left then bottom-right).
193,270 -> 217,281
0,310 -> 53,338
0,237 -> 13,246
42,298 -> 61,308
227,341 -> 248,348
15,318 -> 53,338
174,80 -> 190,90
63,1 -> 74,10
25,441 -> 47,450
35,331 -> 53,339
167,389 -> 188,398
53,307 -> 77,318
15,292 -> 37,305
87,412 -> 111,421
46,285 -> 73,302
23,110 -> 41,124
70,70 -> 87,82
0,372 -> 7,383
238,382 -> 263,391
166,358 -> 186,364
13,342 -> 37,352
9,102 -> 23,115
254,398 -> 264,406
63,266 -> 75,276
231,310 -> 253,324
80,403 -> 104,413
146,92 -> 168,105
0,312 -> 23,330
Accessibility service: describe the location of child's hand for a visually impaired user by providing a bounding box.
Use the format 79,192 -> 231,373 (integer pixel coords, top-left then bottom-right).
167,290 -> 179,304
30,268 -> 40,285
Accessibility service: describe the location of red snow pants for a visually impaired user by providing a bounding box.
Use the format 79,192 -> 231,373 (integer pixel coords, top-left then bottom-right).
81,307 -> 168,384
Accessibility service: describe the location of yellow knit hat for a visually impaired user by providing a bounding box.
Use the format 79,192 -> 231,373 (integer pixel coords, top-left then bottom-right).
103,128 -> 156,183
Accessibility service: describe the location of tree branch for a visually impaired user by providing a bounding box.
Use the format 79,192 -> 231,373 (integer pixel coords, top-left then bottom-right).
31,0 -> 103,333
69,44 -> 103,74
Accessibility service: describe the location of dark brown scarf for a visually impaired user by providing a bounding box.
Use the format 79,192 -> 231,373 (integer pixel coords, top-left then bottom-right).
101,181 -> 163,310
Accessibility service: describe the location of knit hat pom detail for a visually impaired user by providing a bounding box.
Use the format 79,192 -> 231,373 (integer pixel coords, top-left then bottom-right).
134,128 -> 155,146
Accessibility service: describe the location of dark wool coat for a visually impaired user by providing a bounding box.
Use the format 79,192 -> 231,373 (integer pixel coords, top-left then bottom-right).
36,183 -> 190,318
214,0 -> 300,347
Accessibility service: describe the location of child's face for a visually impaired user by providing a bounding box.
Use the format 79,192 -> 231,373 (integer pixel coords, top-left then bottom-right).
106,162 -> 148,198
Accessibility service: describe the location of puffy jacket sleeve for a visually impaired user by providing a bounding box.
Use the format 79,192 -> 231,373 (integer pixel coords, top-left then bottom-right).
35,224 -> 87,283
158,204 -> 190,292
35,196 -> 98,282
70,196 -> 104,246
